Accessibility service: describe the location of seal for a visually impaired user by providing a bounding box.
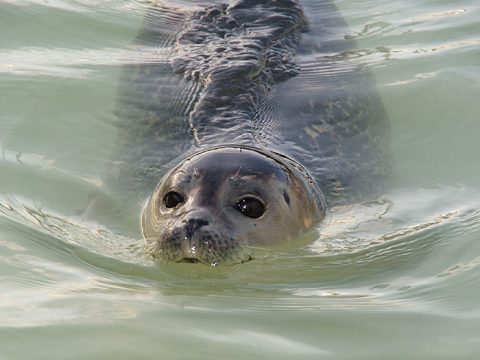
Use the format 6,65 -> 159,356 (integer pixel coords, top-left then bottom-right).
112,0 -> 390,265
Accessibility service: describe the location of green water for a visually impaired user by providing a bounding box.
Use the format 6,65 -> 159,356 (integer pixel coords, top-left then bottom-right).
1,0 -> 480,359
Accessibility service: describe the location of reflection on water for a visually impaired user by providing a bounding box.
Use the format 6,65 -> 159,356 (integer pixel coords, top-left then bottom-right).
1,0 -> 480,358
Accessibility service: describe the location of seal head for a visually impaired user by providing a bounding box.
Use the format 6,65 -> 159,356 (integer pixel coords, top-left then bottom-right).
142,146 -> 326,265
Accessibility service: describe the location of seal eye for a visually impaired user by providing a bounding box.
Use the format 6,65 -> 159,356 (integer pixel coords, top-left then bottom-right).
164,191 -> 184,208
235,197 -> 265,219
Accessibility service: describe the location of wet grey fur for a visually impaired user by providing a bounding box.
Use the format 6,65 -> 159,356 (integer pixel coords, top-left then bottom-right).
111,0 -> 390,207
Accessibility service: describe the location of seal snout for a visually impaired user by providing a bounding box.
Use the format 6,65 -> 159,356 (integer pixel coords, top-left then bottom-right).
176,213 -> 216,263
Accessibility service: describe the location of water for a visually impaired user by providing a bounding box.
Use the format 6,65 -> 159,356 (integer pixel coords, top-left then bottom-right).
1,0 -> 479,358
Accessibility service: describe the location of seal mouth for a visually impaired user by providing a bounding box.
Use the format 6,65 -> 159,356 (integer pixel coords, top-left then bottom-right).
177,257 -> 202,264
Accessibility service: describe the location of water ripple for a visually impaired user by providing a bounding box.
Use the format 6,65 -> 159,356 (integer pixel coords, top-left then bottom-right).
0,46 -> 169,78
2,0 -> 143,13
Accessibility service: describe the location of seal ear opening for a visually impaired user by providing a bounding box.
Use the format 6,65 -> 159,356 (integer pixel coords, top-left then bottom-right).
283,190 -> 291,206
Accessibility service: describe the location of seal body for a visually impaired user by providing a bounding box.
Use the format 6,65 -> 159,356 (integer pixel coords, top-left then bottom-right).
112,0 -> 390,265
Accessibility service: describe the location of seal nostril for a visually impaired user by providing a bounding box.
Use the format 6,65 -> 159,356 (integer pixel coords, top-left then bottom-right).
184,218 -> 209,237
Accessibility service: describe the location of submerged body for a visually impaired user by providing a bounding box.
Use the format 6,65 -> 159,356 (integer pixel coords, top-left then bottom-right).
112,0 -> 390,265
